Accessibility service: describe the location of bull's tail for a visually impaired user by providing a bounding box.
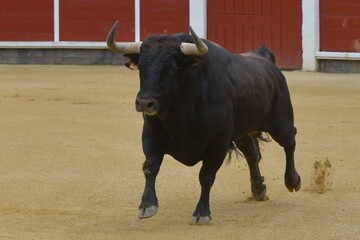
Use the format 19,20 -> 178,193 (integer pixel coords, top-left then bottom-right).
253,46 -> 276,64
225,132 -> 271,164
251,131 -> 272,142
226,142 -> 243,164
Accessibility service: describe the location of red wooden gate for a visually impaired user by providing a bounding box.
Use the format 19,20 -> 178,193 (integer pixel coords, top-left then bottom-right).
0,0 -> 53,41
60,0 -> 134,41
140,0 -> 189,40
207,0 -> 302,69
320,0 -> 360,52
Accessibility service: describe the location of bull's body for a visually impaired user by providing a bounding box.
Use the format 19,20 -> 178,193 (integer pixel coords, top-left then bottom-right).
144,39 -> 287,165
107,22 -> 301,224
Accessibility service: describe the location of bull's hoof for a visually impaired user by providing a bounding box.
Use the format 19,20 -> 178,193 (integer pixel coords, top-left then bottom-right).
247,192 -> 269,201
189,215 -> 211,225
250,183 -> 268,201
138,205 -> 158,219
285,175 -> 301,192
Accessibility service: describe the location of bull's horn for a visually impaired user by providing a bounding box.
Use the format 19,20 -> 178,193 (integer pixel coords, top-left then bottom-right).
180,26 -> 208,56
106,20 -> 142,54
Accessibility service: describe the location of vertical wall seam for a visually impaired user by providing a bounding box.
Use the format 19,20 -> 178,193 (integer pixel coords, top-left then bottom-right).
189,0 -> 207,38
54,0 -> 60,42
302,0 -> 319,71
135,0 -> 140,41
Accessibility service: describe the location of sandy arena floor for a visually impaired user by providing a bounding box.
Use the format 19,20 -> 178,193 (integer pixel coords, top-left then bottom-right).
0,65 -> 359,239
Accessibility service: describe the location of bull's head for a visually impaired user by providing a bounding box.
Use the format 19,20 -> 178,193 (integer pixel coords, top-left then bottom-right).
107,21 -> 208,117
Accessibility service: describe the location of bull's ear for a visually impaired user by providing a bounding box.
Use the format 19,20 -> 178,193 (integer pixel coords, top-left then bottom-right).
124,54 -> 139,70
190,56 -> 203,68
183,55 -> 203,69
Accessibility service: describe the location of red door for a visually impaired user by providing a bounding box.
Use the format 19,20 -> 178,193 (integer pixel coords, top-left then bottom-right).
0,0 -> 53,41
320,0 -> 360,52
60,0 -> 135,41
207,0 -> 302,69
140,0 -> 189,40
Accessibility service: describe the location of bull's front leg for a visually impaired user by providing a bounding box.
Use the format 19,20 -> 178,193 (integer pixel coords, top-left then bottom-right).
138,130 -> 164,219
190,147 -> 226,225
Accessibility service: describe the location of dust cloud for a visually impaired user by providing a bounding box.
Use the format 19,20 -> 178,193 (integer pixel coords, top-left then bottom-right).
309,158 -> 333,194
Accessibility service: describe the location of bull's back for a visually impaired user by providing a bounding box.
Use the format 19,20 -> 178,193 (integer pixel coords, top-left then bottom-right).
229,54 -> 290,134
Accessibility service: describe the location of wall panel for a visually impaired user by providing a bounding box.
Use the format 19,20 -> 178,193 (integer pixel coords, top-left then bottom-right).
207,0 -> 302,69
140,0 -> 189,40
60,0 -> 134,41
320,0 -> 360,52
0,0 -> 53,41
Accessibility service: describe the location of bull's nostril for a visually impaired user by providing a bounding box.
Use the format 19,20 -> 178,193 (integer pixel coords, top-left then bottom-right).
135,97 -> 157,115
146,102 -> 154,109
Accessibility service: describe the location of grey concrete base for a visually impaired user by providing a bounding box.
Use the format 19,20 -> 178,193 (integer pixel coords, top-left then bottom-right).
0,49 -> 127,65
319,59 -> 360,73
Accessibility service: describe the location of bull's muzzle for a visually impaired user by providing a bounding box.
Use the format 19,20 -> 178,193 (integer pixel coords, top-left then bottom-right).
135,97 -> 158,116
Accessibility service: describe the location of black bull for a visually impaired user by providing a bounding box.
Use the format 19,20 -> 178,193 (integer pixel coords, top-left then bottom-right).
107,21 -> 301,224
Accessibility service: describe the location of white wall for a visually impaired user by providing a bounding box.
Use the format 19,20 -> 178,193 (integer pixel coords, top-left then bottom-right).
189,0 -> 207,38
302,0 -> 320,71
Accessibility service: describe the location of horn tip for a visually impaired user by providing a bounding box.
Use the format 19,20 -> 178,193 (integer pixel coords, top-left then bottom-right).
189,25 -> 194,35
113,20 -> 119,29
107,21 -> 119,48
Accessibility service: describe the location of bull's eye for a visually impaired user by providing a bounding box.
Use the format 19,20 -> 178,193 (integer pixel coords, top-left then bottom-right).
168,66 -> 181,76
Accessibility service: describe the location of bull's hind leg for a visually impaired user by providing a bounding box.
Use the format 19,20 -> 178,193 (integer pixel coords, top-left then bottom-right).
269,125 -> 301,192
235,136 -> 268,201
